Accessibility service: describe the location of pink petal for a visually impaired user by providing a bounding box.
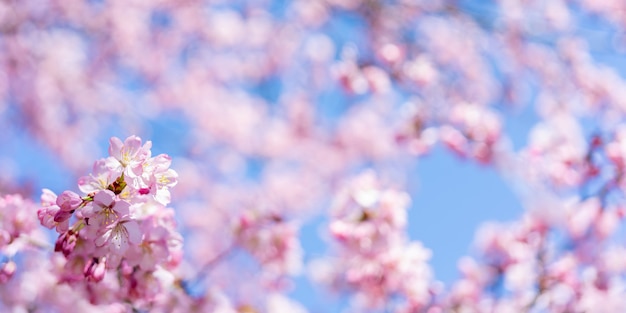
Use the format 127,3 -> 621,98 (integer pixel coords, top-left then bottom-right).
123,136 -> 143,156
110,229 -> 128,252
113,200 -> 130,217
124,220 -> 142,245
40,189 -> 57,206
94,190 -> 115,207
53,210 -> 72,223
95,228 -> 112,247
108,137 -> 124,159
80,203 -> 98,218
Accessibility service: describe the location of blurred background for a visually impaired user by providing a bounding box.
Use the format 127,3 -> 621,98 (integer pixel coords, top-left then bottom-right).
2,0 -> 626,311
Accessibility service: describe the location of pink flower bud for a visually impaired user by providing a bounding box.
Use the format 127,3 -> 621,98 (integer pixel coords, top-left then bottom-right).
55,230 -> 78,257
56,191 -> 82,212
84,258 -> 107,282
53,210 -> 72,224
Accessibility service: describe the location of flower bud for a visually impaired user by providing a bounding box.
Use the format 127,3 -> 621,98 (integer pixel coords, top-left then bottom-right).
55,230 -> 78,257
56,191 -> 82,212
84,258 -> 106,282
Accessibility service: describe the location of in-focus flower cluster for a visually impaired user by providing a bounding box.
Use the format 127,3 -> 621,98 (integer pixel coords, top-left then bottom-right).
37,136 -> 182,305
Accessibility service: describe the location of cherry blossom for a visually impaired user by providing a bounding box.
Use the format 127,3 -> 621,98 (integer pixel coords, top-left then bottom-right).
3,0 -> 626,312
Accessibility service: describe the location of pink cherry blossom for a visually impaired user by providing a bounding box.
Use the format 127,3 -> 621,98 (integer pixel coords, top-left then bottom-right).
4,1 -> 626,311
81,190 -> 130,229
94,218 -> 142,256
108,136 -> 152,177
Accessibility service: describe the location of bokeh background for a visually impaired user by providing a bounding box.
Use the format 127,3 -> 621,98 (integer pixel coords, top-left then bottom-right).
2,0 -> 626,311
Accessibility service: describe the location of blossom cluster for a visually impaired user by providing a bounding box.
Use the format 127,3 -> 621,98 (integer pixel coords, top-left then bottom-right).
36,136 -> 182,306
235,208 -> 303,279
0,194 -> 41,283
446,206 -> 626,313
6,0 -> 626,311
313,171 -> 436,311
